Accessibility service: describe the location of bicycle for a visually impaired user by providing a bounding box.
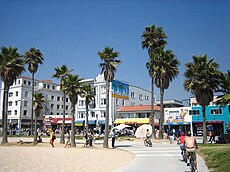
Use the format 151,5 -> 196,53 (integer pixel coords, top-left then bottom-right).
144,138 -> 152,147
180,146 -> 186,162
188,152 -> 195,172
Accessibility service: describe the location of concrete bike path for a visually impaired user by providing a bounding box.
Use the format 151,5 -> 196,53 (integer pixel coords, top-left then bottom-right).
114,141 -> 209,172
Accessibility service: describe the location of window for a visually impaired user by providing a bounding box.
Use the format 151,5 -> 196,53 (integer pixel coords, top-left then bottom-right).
51,96 -> 55,101
57,113 -> 60,115
139,94 -> 143,100
66,106 -> 69,110
66,98 -> 69,102
18,80 -> 20,85
57,104 -> 60,109
15,101 -> 18,106
116,99 -> 119,106
79,100 -> 84,106
24,91 -> 29,97
101,98 -> 106,105
43,84 -> 46,88
7,111 -> 12,115
52,86 -> 55,90
24,80 -> 26,85
24,101 -> 28,106
131,92 -> 135,98
47,85 -> 50,89
122,100 -> 125,106
211,108 -> 222,115
9,92 -> 13,97
78,112 -> 84,118
16,91 -> 18,96
57,96 -> 60,101
28,81 -> 31,85
101,111 -> 106,117
91,112 -> 95,117
101,85 -> 106,94
14,110 -> 17,116
8,101 -> 13,106
23,110 -> 27,116
145,95 -> 149,100
51,104 -> 54,109
189,110 -> 200,116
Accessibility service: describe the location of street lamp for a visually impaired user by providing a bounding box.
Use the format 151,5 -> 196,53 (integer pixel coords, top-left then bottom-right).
18,99 -> 24,131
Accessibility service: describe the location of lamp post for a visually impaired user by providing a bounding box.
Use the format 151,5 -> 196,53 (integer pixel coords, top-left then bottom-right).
18,99 -> 24,131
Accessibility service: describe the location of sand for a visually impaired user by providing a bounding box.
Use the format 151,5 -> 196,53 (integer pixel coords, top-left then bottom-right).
0,137 -> 135,172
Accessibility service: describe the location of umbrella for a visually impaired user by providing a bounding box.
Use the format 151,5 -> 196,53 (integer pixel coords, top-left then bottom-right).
114,124 -> 131,130
135,124 -> 152,138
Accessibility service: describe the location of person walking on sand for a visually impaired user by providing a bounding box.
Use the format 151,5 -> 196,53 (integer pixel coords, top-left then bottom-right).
48,129 -> 56,148
111,129 -> 116,148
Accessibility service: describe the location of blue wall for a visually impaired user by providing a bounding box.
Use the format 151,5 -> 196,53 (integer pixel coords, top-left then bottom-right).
192,105 -> 230,134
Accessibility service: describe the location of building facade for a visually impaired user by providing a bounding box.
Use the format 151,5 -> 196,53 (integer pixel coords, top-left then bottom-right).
0,76 -> 72,130
0,74 -> 151,132
75,74 -> 152,132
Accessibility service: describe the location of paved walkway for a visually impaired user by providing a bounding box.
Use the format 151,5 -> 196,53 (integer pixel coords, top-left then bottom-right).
114,141 -> 209,172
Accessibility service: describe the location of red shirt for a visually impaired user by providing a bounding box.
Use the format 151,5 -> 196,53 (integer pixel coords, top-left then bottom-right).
179,136 -> 185,144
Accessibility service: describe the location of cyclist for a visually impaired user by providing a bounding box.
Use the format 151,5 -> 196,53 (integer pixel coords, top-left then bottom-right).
184,131 -> 198,172
146,129 -> 151,139
178,132 -> 186,156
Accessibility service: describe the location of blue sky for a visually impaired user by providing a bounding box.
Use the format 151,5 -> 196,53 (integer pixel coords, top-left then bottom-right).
0,0 -> 230,103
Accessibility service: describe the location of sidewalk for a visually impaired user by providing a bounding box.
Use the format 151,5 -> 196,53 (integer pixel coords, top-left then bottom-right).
114,140 -> 209,172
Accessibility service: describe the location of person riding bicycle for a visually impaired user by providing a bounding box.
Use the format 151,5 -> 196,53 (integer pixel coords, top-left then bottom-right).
179,132 -> 186,155
146,129 -> 151,139
184,131 -> 198,172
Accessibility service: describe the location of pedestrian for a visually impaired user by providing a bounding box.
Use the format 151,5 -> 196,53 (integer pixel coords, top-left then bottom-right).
64,136 -> 71,148
48,129 -> 56,148
111,129 -> 116,148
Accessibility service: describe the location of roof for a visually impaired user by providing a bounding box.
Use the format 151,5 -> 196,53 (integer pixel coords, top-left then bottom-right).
117,105 -> 160,112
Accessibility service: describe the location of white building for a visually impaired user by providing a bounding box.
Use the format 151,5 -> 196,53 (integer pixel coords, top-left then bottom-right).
75,74 -> 152,128
0,76 -> 72,130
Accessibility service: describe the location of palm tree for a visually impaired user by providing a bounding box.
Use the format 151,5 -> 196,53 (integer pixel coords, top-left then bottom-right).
33,92 -> 45,144
142,24 -> 167,138
142,24 -> 167,55
216,70 -> 230,106
0,46 -> 25,144
81,84 -> 95,134
184,54 -> 222,144
52,65 -> 73,144
98,47 -> 121,148
62,74 -> 83,147
152,47 -> 180,139
24,47 -> 44,135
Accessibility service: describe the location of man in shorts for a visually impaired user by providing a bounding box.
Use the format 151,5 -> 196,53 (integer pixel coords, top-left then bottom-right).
184,131 -> 198,172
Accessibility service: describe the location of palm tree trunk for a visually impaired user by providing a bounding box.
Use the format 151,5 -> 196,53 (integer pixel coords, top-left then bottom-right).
103,80 -> 110,148
31,72 -> 35,135
151,77 -> 156,139
1,85 -> 9,144
202,105 -> 207,144
159,86 -> 164,139
71,104 -> 76,147
33,111 -> 38,144
60,92 -> 66,144
85,99 -> 89,134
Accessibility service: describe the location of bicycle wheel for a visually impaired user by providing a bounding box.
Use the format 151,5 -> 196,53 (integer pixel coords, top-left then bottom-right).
190,158 -> 195,172
144,140 -> 148,146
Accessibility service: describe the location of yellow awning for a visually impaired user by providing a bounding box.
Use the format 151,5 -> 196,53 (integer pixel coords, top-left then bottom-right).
113,118 -> 149,124
75,123 -> 83,126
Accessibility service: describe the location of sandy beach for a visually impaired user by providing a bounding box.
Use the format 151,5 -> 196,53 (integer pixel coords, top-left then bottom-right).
0,137 -> 135,172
